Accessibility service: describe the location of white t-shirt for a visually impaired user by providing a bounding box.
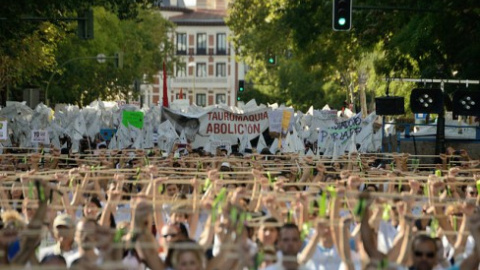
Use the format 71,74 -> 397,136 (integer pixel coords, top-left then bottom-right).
377,220 -> 399,254
37,243 -> 77,263
265,252 -> 308,270
115,204 -> 132,224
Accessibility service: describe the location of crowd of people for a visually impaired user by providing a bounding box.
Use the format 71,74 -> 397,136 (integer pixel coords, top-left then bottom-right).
0,142 -> 479,270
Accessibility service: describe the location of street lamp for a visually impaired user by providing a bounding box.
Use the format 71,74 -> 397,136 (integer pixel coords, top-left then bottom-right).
188,62 -> 196,104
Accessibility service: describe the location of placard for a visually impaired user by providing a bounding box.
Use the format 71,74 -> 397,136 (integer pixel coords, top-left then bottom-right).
31,130 -> 49,144
122,111 -> 144,129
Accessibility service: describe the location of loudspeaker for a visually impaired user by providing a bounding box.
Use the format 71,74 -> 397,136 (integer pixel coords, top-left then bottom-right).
375,96 -> 405,115
453,90 -> 480,117
410,88 -> 443,114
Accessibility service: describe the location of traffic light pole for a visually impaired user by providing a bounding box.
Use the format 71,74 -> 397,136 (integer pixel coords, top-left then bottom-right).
384,77 -> 479,155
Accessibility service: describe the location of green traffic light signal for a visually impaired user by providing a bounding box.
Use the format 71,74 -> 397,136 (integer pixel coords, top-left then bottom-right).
239,80 -> 245,92
333,0 -> 352,31
237,96 -> 241,101
268,57 -> 275,64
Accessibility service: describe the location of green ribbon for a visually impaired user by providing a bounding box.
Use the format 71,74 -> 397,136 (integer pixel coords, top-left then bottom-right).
133,167 -> 141,186
213,188 -> 227,207
435,170 -> 442,177
382,204 -> 391,221
430,218 -> 439,238
267,171 -> 273,185
237,212 -> 246,234
301,221 -> 312,241
358,158 -> 364,172
203,178 -> 211,192
28,181 -> 34,199
327,186 -> 337,198
114,228 -> 125,243
453,215 -> 458,232
319,192 -> 327,218
256,251 -> 265,269
412,159 -> 420,171
288,209 -> 294,223
230,207 -> 238,224
378,258 -> 389,270
476,180 -> 480,194
354,198 -> 367,217
38,182 -> 46,202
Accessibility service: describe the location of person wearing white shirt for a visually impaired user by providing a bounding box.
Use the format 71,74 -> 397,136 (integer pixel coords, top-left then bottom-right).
265,223 -> 309,270
38,214 -> 77,265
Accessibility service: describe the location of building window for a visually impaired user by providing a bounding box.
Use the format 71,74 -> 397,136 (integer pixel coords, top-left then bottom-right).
176,63 -> 186,77
217,33 -> 226,55
196,93 -> 206,107
196,63 -> 207,77
216,63 -> 226,77
216,93 -> 226,104
197,33 -> 207,55
176,33 -> 187,55
176,92 -> 187,99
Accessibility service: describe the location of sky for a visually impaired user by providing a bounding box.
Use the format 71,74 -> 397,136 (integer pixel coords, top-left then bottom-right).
184,0 -> 196,6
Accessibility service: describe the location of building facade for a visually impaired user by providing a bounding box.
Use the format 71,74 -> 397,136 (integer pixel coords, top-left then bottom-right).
147,0 -> 244,108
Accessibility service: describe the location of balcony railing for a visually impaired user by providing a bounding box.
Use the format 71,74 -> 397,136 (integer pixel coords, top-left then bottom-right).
172,77 -> 228,84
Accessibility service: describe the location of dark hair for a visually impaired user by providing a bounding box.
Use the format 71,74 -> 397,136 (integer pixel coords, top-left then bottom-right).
260,148 -> 272,155
41,254 -> 67,265
170,222 -> 189,239
281,223 -> 299,232
85,196 -> 102,209
165,239 -> 200,268
411,234 -> 437,253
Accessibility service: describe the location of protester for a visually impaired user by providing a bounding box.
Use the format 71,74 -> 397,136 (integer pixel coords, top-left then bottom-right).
0,142 -> 479,270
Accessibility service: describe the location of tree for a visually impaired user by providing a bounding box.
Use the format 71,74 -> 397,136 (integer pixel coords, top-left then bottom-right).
0,0 -> 164,105
48,7 -> 176,105
227,0 -> 480,111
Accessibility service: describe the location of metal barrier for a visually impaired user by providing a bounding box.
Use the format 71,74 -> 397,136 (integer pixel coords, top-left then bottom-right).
382,121 -> 480,153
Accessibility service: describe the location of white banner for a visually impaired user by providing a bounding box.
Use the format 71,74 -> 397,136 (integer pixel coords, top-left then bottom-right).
0,119 -> 7,141
162,107 -> 270,146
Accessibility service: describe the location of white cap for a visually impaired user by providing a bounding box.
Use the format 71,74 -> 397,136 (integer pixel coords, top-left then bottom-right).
220,162 -> 231,168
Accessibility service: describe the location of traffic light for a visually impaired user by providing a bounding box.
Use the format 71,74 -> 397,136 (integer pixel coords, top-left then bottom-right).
238,80 -> 245,92
114,52 -> 124,69
77,9 -> 94,39
237,80 -> 245,101
267,51 -> 276,65
333,0 -> 352,31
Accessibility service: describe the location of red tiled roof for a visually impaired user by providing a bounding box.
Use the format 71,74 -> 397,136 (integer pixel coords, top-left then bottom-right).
169,9 -> 227,26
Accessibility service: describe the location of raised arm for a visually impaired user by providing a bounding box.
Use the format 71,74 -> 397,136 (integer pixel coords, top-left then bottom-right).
11,179 -> 51,265
360,192 -> 386,261
298,219 -> 328,265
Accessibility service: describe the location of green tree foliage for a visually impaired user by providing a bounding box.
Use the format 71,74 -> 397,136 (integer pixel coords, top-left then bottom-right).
0,0 -> 167,105
227,0 -> 480,111
49,7 -> 175,105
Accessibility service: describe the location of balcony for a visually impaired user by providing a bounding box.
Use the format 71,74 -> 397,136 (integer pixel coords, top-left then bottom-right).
171,77 -> 228,87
